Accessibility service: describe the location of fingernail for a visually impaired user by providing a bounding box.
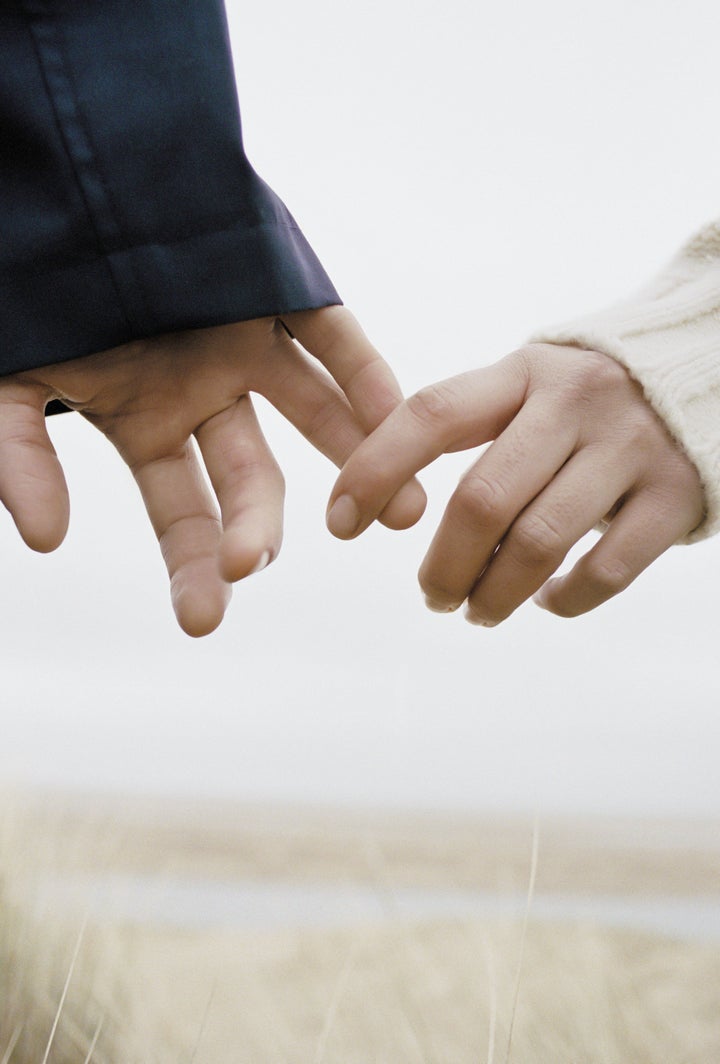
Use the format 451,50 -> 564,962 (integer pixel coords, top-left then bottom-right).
533,589 -> 548,610
249,550 -> 271,575
424,596 -> 460,614
326,495 -> 360,538
464,606 -> 497,628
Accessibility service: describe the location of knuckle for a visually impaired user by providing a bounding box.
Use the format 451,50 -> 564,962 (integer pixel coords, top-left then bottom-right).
406,382 -> 457,428
577,349 -> 629,385
224,451 -> 286,502
302,396 -> 361,459
528,346 -> 631,409
511,342 -> 556,376
0,427 -> 47,453
449,472 -> 509,529
514,343 -> 629,395
509,512 -> 565,566
582,556 -> 634,596
564,353 -> 629,405
650,452 -> 703,499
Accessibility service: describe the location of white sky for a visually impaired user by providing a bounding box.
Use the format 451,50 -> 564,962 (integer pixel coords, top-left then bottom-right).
2,0 -> 719,817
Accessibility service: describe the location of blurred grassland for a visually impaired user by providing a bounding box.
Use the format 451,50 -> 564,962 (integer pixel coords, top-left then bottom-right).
1,793 -> 719,1063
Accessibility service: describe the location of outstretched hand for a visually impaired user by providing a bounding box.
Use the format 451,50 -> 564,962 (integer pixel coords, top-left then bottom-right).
327,343 -> 704,623
0,306 -> 425,636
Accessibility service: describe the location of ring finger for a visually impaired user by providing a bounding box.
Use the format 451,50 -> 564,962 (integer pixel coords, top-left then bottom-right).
534,484 -> 702,617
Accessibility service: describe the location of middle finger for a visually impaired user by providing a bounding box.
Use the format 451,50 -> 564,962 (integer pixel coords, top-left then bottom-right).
419,396 -> 578,610
255,325 -> 425,530
464,448 -> 633,625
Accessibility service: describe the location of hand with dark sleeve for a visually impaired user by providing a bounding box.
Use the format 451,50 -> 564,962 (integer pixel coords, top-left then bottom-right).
1,0 -> 338,372
0,0 -> 423,633
1,307 -> 424,636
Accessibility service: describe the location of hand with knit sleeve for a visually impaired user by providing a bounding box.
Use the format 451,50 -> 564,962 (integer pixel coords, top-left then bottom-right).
530,221 -> 720,544
324,227 -> 719,624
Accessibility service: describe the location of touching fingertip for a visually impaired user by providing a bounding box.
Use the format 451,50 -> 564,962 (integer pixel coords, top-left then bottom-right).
326,494 -> 361,539
378,478 -> 427,531
249,549 -> 271,575
532,590 -> 549,610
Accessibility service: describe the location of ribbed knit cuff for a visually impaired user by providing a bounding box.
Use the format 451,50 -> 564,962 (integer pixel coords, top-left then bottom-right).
530,222 -> 720,543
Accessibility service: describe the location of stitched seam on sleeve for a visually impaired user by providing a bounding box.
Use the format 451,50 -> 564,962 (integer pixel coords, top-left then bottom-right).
22,0 -> 137,329
0,218 -> 305,281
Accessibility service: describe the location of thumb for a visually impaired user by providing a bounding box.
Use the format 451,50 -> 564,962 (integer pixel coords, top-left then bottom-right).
0,382 -> 70,552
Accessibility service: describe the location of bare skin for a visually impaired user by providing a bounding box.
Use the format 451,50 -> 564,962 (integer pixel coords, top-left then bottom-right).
0,305 -> 425,637
327,343 -> 704,622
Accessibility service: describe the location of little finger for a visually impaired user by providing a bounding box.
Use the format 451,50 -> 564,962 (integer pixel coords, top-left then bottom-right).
533,485 -> 703,618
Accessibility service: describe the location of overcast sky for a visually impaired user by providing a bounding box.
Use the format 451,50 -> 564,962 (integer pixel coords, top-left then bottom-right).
2,0 -> 719,817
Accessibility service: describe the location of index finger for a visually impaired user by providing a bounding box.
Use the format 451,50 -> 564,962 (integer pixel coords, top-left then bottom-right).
326,359 -> 528,539
282,305 -> 426,530
281,306 -> 406,432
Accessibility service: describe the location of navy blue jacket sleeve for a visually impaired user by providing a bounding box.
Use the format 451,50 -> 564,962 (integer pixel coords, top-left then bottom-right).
0,0 -> 341,378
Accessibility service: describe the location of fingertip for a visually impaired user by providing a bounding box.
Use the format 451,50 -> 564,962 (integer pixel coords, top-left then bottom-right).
464,605 -> 499,628
326,477 -> 427,539
175,597 -> 229,638
249,549 -> 272,575
3,454 -> 71,553
172,577 -> 231,638
18,521 -> 68,554
326,494 -> 361,539
533,580 -> 576,618
179,616 -> 222,638
218,527 -> 277,583
378,477 -> 427,531
424,595 -> 460,614
15,496 -> 70,553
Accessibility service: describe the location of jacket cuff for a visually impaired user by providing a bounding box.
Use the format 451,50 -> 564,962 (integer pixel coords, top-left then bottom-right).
530,222 -> 720,543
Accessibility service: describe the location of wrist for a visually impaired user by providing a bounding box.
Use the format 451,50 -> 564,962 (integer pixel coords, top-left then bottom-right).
530,232 -> 720,542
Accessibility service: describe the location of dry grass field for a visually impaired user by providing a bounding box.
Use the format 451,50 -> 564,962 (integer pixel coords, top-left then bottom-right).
1,793 -> 719,1062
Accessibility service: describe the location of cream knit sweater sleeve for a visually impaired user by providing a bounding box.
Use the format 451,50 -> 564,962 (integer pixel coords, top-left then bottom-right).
530,221 -> 720,543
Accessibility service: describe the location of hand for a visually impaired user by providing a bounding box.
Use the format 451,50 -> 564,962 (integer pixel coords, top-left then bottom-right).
327,343 -> 704,623
0,306 -> 425,636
